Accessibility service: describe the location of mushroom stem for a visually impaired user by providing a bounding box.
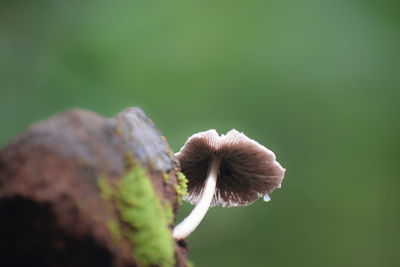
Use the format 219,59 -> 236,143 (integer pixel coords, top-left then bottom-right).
172,157 -> 221,240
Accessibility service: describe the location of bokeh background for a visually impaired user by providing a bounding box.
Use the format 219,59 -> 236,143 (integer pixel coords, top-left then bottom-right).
1,1 -> 399,266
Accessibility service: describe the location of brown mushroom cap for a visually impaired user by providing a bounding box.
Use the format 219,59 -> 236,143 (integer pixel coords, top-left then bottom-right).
176,129 -> 285,207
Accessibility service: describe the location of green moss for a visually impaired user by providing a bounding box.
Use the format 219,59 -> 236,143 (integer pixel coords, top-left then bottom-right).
162,172 -> 169,183
107,219 -> 123,245
161,200 -> 174,225
175,172 -> 188,204
97,168 -> 175,266
186,260 -> 195,267
115,167 -> 175,267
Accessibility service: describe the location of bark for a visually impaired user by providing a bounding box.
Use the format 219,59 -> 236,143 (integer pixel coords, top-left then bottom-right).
0,107 -> 188,267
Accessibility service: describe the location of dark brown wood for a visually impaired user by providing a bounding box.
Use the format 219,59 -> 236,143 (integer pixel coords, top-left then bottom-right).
0,107 -> 188,267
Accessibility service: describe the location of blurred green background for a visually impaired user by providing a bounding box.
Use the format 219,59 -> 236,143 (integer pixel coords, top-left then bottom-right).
1,0 -> 399,266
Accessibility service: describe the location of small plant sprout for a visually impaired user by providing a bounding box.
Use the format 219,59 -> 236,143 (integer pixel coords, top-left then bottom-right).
172,129 -> 285,240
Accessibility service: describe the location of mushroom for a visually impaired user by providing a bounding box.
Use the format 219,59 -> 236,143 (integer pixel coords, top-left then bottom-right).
172,129 -> 285,240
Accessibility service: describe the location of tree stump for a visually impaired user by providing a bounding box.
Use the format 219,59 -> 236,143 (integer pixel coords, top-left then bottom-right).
0,107 -> 188,267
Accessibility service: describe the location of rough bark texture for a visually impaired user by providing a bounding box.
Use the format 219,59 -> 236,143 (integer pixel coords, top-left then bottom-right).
0,107 -> 188,267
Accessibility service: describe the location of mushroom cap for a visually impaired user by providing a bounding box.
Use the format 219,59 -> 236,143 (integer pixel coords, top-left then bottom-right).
176,129 -> 285,207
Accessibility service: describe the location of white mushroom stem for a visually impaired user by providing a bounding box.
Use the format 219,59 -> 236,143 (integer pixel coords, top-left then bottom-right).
172,157 -> 221,240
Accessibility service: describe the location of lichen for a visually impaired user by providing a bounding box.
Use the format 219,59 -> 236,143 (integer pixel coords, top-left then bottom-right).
162,172 -> 169,183
175,172 -> 188,204
98,175 -> 113,200
123,151 -> 135,168
98,167 -> 175,267
107,219 -> 123,245
115,127 -> 123,135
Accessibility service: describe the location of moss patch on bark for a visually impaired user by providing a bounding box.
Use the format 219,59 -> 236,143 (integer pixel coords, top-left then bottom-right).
98,167 -> 175,267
